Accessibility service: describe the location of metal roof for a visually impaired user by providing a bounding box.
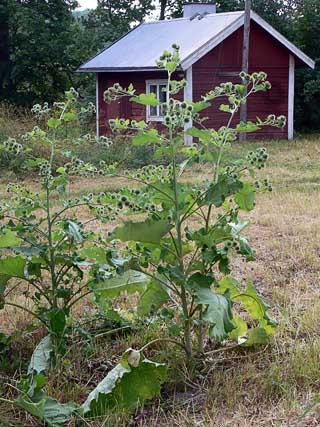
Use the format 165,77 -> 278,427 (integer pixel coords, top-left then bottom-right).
78,11 -> 315,72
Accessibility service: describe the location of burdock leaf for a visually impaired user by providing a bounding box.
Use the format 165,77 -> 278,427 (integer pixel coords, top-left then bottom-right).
132,129 -> 161,145
91,270 -> 149,299
130,93 -> 159,106
0,229 -> 22,248
0,256 -> 26,278
235,183 -> 255,211
195,288 -> 235,341
112,219 -> 173,245
204,176 -> 243,207
16,395 -> 77,427
28,335 -> 52,375
138,280 -> 169,316
82,355 -> 167,417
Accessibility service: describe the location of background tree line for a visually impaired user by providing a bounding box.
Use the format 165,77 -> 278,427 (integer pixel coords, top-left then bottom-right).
0,0 -> 319,131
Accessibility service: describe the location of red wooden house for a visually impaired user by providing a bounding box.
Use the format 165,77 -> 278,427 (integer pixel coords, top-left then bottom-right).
78,3 -> 315,140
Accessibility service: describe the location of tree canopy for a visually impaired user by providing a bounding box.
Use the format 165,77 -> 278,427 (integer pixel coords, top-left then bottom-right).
0,0 -> 319,131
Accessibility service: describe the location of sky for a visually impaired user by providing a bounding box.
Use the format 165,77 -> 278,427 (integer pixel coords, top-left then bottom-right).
77,0 -> 97,9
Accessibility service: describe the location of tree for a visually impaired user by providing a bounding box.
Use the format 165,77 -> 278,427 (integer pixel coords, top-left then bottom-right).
293,0 -> 320,130
84,0 -> 154,50
0,1 -> 10,98
5,0 -> 80,105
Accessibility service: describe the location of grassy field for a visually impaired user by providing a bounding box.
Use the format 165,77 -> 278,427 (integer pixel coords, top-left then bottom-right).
1,136 -> 320,426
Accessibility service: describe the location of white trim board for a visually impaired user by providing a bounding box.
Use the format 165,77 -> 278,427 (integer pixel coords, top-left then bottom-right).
96,74 -> 99,137
181,11 -> 315,71
184,66 -> 193,145
288,55 -> 295,140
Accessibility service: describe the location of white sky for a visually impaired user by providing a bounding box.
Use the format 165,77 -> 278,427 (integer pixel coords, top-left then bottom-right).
77,0 -> 97,9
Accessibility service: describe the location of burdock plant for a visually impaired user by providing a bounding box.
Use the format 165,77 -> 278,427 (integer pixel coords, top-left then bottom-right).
97,45 -> 285,360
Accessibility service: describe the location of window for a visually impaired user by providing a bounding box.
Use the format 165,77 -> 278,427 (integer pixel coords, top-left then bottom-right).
146,80 -> 168,121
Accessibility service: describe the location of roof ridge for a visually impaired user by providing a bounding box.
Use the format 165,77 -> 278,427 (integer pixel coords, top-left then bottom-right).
144,10 -> 244,25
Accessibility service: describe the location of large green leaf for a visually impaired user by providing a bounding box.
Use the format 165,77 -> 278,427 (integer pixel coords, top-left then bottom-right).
82,351 -> 167,417
241,327 -> 269,347
195,288 -> 235,341
235,183 -> 256,211
130,93 -> 159,106
112,219 -> 173,244
66,220 -> 84,243
216,276 -> 240,298
16,394 -> 77,427
186,127 -> 213,143
137,280 -> 169,316
15,374 -> 78,427
233,281 -> 272,322
132,129 -> 161,145
92,270 -> 149,299
28,335 -> 52,375
0,229 -> 22,248
204,176 -> 243,207
79,247 -> 107,264
0,256 -> 26,279
228,315 -> 248,342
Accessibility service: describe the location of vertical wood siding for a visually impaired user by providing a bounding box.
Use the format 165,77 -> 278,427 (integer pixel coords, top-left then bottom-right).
98,71 -> 183,135
192,22 -> 289,139
98,22 -> 290,139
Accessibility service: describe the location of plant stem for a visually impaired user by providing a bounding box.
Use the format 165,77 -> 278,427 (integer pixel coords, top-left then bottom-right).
139,338 -> 187,354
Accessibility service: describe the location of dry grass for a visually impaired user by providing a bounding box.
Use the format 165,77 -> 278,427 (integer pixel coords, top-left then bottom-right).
1,136 -> 320,426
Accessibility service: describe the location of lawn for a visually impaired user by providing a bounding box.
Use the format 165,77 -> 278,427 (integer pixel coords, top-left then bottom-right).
0,136 -> 320,426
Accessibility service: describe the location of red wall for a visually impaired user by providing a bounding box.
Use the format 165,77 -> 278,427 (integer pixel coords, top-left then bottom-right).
98,71 -> 183,135
98,21 -> 290,139
192,22 -> 289,139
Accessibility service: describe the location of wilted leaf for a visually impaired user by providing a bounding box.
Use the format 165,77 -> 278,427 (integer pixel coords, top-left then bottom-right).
82,353 -> 167,417
217,276 -> 240,298
112,219 -> 173,244
28,335 -> 52,375
15,374 -> 78,427
66,221 -> 84,243
16,394 -> 77,427
233,281 -> 271,321
192,101 -> 211,113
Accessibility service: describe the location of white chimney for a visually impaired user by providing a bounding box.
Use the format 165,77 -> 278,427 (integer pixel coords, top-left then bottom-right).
183,3 -> 216,18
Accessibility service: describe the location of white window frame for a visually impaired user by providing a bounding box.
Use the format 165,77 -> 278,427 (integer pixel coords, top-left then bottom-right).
146,79 -> 168,122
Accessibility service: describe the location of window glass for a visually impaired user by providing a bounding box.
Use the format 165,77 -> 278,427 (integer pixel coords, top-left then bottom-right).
147,81 -> 167,119
159,85 -> 167,116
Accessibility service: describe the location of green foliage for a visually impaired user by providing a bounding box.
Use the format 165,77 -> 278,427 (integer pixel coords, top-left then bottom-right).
101,45 -> 284,360
112,219 -> 173,244
82,349 -> 167,417
28,336 -> 52,375
0,89 -> 117,359
15,375 -> 77,427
